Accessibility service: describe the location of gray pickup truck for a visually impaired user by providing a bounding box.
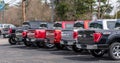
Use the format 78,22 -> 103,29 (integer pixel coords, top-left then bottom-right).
60,21 -> 90,50
75,19 -> 120,60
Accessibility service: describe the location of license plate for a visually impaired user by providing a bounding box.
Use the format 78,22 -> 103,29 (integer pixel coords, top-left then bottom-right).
18,38 -> 22,41
28,33 -> 34,35
67,42 -> 74,45
16,33 -> 22,35
31,39 -> 35,42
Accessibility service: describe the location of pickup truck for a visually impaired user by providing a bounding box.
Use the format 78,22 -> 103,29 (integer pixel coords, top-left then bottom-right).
9,25 -> 30,45
60,20 -> 90,50
75,19 -> 120,60
54,21 -> 75,50
23,21 -> 47,47
1,24 -> 16,38
26,22 -> 56,48
8,21 -> 34,45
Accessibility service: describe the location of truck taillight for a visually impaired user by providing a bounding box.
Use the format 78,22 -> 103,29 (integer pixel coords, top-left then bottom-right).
35,30 -> 39,38
9,28 -> 12,34
54,30 -> 61,42
73,31 -> 78,39
93,33 -> 102,43
22,31 -> 27,37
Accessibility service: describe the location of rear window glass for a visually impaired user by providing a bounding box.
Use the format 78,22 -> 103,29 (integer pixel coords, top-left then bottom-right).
107,21 -> 116,29
89,21 -> 103,29
115,21 -> 120,29
54,23 -> 62,27
23,22 -> 41,28
0,24 -> 2,27
74,22 -> 84,29
65,23 -> 73,29
4,25 -> 9,28
29,22 -> 41,28
40,23 -> 47,28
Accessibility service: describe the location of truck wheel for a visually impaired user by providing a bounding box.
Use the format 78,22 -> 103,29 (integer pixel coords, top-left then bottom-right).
55,43 -> 64,50
72,43 -> 83,53
109,42 -> 120,60
0,31 -> 1,35
3,34 -> 6,38
23,39 -> 31,47
8,37 -> 17,45
36,42 -> 44,48
90,49 -> 105,57
45,42 -> 55,48
72,45 -> 83,53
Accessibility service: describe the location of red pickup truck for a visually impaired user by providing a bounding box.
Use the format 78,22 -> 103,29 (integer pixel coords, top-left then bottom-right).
26,22 -> 57,48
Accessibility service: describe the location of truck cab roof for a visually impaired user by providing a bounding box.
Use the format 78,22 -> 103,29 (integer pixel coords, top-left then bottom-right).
89,19 -> 117,30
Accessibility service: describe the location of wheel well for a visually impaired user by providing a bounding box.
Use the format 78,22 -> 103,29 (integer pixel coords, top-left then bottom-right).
109,38 -> 120,45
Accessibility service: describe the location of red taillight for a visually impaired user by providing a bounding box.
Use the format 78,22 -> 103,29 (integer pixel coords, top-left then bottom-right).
22,31 -> 27,37
93,33 -> 102,43
9,28 -> 12,34
73,31 -> 78,39
35,30 -> 39,38
54,30 -> 61,42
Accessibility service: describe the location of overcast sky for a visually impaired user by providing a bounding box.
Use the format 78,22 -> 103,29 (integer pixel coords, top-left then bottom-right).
4,0 -> 21,6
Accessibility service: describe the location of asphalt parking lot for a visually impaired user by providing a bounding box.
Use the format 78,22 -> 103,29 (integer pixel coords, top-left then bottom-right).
0,38 -> 120,63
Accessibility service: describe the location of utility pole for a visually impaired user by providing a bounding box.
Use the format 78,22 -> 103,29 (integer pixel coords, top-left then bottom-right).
51,0 -> 55,22
22,0 -> 26,22
98,0 -> 101,19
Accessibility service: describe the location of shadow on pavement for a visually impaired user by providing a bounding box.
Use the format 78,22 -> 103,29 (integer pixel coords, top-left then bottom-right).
10,45 -> 39,50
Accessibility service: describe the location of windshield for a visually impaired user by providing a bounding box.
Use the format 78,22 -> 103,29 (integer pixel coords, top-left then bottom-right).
74,22 -> 84,29
89,21 -> 103,29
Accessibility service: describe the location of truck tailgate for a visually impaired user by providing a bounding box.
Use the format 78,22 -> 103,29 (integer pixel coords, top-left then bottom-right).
46,30 -> 55,43
77,30 -> 95,44
27,29 -> 35,38
62,30 -> 74,40
15,30 -> 23,38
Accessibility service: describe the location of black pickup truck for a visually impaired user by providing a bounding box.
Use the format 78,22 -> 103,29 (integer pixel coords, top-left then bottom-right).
75,19 -> 120,60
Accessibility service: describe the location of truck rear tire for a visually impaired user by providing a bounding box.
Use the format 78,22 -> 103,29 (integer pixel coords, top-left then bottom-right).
36,42 -> 44,48
8,37 -> 17,45
23,39 -> 31,47
3,34 -> 6,38
109,42 -> 120,60
72,45 -> 83,53
55,43 -> 64,50
90,49 -> 105,57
